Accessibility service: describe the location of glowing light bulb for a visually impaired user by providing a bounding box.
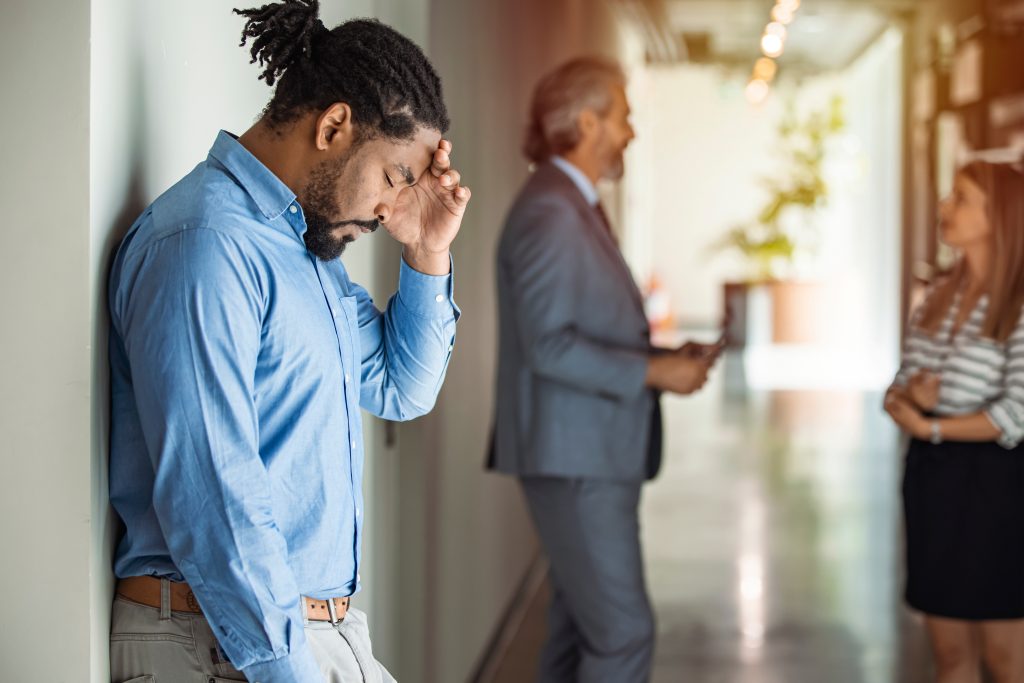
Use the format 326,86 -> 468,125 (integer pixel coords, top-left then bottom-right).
761,33 -> 784,58
754,57 -> 778,82
765,22 -> 787,39
746,79 -> 771,105
772,4 -> 795,24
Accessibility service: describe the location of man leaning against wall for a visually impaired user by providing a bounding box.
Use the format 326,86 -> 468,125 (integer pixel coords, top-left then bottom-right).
107,2 -> 471,681
489,58 -> 722,683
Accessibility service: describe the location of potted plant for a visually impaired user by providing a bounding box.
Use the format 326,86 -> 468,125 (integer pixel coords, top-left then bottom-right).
715,95 -> 846,345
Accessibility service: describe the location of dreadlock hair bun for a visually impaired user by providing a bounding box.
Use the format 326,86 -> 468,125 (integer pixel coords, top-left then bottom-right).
234,0 -> 325,86
233,4 -> 450,140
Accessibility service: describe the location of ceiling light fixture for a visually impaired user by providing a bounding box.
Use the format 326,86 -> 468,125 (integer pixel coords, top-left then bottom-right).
748,2 -> 798,106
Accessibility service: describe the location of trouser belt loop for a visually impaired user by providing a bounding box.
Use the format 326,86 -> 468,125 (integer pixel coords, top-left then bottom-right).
159,578 -> 172,621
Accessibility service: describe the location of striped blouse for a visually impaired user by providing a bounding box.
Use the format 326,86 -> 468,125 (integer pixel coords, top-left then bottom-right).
893,290 -> 1024,449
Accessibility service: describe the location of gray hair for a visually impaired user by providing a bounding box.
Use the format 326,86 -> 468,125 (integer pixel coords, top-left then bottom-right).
523,57 -> 625,163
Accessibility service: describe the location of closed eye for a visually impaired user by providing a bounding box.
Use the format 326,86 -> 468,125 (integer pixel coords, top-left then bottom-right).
385,173 -> 395,188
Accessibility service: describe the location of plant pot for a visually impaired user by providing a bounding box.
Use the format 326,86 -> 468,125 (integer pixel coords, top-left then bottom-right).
769,280 -> 827,344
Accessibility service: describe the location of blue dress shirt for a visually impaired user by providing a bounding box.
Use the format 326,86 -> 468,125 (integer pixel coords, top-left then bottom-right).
550,155 -> 599,206
108,131 -> 459,681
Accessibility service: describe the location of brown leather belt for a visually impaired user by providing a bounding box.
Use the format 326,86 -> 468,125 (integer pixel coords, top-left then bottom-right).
116,576 -> 350,623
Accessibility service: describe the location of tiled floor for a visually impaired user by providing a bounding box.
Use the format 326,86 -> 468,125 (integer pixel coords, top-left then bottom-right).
644,354 -> 933,682
489,351 -> 935,682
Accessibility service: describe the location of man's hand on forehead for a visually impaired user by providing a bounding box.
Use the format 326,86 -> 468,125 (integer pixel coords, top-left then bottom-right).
387,137 -> 471,273
427,139 -> 469,202
430,139 -> 453,179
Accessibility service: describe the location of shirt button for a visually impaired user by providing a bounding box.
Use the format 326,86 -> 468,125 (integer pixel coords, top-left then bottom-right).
345,373 -> 351,383
351,440 -> 357,449
289,205 -> 297,214
435,294 -> 444,303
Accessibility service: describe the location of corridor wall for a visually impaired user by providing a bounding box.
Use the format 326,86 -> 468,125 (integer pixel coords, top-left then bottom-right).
0,1 -> 94,680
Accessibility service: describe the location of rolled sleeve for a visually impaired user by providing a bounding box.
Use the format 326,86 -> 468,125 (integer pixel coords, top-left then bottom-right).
987,401 -> 1024,449
987,328 -> 1024,449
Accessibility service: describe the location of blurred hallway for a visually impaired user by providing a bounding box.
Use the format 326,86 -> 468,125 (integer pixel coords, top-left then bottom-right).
489,350 -> 936,682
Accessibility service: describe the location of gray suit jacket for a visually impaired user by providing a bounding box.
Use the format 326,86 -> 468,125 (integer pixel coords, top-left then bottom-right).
489,161 -> 662,481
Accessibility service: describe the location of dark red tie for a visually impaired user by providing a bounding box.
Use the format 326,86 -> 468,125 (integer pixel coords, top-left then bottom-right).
594,202 -> 619,247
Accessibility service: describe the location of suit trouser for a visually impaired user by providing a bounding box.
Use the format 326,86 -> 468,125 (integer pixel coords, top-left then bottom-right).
109,592 -> 396,683
520,476 -> 655,683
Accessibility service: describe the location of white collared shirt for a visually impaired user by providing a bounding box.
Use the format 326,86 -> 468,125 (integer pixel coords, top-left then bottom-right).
893,290 -> 1024,449
551,155 -> 600,207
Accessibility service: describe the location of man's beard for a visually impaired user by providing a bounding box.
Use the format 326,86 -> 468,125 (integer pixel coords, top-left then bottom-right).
301,153 -> 382,262
604,148 -> 626,181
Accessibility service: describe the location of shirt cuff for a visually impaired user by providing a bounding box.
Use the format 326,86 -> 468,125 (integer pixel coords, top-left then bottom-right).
241,639 -> 322,683
398,255 -> 460,321
986,404 -> 1023,450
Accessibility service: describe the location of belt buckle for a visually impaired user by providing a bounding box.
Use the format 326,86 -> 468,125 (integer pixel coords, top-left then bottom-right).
326,597 -> 341,625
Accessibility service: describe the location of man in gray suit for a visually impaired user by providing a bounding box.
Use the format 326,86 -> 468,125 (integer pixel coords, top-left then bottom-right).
489,58 -> 721,682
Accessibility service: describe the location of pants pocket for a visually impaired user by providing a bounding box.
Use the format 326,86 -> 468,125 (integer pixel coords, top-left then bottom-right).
110,635 -> 201,683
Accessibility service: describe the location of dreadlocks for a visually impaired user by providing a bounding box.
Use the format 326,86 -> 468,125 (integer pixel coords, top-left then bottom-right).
233,0 -> 449,139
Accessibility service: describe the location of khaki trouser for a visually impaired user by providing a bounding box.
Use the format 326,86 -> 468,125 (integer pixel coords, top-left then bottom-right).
110,592 -> 396,683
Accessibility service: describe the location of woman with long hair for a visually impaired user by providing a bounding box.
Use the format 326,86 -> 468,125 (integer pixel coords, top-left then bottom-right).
885,160 -> 1024,682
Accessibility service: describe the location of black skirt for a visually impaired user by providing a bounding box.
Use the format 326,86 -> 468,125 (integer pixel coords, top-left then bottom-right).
903,437 -> 1024,620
